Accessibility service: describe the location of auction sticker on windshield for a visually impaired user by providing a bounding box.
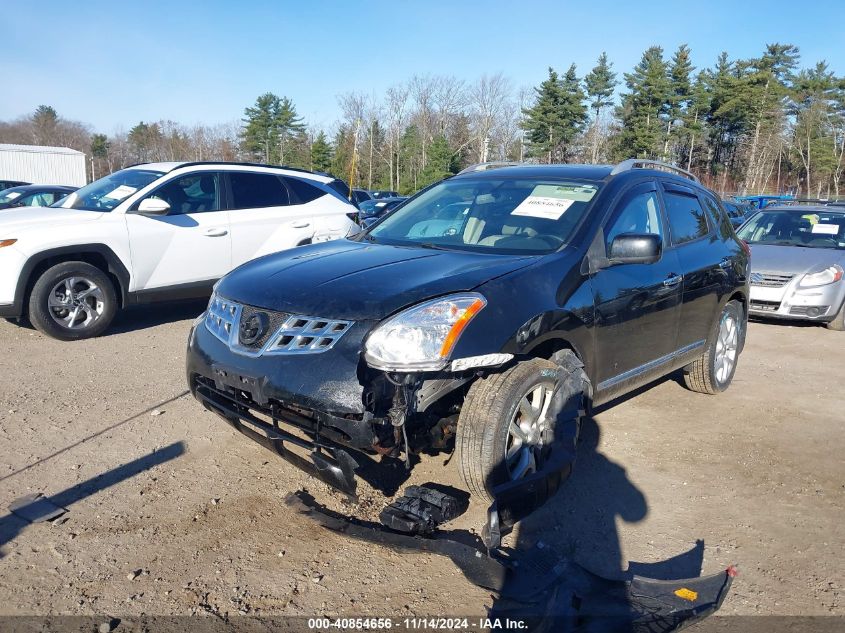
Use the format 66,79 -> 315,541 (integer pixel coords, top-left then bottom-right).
103,185 -> 138,201
511,184 -> 596,220
812,223 -> 839,235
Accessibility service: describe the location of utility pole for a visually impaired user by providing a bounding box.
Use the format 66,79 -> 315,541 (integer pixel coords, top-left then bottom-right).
348,119 -> 361,202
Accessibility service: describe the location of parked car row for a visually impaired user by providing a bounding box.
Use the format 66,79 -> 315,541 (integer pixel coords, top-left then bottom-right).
3,157 -> 843,509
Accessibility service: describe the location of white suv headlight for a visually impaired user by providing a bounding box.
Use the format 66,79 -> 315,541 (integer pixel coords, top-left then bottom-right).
798,264 -> 843,288
364,293 -> 487,371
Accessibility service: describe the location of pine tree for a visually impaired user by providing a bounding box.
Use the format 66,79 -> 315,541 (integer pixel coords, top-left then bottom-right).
522,65 -> 586,163
615,46 -> 672,159
418,135 -> 456,187
584,52 -> 617,163
683,71 -> 711,171
559,64 -> 587,160
241,93 -> 305,165
310,131 -> 333,173
31,105 -> 59,145
664,45 -> 694,162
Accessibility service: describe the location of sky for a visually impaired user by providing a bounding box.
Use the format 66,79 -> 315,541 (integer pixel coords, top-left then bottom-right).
3,0 -> 845,135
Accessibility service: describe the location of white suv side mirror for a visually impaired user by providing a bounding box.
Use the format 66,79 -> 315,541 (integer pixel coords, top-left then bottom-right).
137,198 -> 171,216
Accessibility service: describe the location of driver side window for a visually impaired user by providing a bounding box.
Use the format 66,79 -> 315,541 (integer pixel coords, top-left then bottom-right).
605,190 -> 663,254
145,173 -> 221,215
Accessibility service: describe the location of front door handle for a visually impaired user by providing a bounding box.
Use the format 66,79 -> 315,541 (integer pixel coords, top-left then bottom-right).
719,258 -> 733,269
291,221 -> 311,229
663,273 -> 683,287
204,228 -> 228,237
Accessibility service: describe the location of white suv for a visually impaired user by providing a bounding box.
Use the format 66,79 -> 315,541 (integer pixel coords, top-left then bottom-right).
0,162 -> 359,340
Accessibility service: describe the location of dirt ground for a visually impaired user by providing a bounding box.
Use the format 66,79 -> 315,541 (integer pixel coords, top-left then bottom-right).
0,303 -> 842,621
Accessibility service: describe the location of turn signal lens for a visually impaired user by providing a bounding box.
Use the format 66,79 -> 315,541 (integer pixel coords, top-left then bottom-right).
0,239 -> 17,248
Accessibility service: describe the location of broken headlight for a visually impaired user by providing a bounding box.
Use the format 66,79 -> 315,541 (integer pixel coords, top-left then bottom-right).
364,293 -> 487,372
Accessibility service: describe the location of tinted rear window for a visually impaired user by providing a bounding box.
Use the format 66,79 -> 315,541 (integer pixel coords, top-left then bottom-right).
284,177 -> 326,204
229,173 -> 289,209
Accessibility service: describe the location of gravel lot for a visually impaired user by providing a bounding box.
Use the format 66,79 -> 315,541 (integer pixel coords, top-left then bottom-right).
0,304 -> 842,619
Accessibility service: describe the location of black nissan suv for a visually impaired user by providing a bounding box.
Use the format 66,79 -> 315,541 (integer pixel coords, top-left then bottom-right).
187,160 -> 750,502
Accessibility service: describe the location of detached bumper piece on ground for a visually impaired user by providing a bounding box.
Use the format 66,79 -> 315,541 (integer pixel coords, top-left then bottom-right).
289,489 -> 735,633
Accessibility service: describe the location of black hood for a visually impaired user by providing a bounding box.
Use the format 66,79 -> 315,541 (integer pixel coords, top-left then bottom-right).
216,239 -> 537,320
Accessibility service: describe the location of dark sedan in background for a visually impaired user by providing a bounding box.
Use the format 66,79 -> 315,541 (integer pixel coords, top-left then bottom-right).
0,179 -> 30,191
358,196 -> 407,224
0,184 -> 78,209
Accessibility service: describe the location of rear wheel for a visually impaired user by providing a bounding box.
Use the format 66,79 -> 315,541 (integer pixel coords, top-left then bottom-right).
28,261 -> 118,341
455,353 -> 587,502
683,300 -> 743,394
825,301 -> 845,331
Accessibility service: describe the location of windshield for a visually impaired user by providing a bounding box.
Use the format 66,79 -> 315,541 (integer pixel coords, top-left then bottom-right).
52,168 -> 164,212
737,209 -> 845,250
364,178 -> 599,254
0,188 -> 26,204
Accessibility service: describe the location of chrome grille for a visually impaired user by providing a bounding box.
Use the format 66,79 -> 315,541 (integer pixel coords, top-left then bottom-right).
204,293 -> 352,357
266,315 -> 353,353
750,272 -> 794,287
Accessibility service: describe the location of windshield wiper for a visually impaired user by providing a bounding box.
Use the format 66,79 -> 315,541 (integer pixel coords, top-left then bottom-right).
416,242 -> 451,251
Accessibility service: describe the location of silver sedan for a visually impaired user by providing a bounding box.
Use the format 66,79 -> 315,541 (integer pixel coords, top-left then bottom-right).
737,206 -> 845,330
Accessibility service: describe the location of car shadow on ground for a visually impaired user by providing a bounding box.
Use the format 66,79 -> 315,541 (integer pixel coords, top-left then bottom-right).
0,441 -> 185,558
516,415 -> 704,582
106,299 -> 209,335
3,299 -> 208,337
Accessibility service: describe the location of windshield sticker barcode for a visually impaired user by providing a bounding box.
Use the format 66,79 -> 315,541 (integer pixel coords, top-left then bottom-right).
511,196 -> 574,220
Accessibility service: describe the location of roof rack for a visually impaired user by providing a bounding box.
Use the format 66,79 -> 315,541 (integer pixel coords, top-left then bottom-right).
610,159 -> 699,183
457,161 -> 523,175
174,160 -> 331,177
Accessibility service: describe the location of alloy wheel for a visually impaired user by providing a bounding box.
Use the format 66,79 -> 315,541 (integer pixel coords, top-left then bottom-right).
714,311 -> 739,384
505,381 -> 555,480
47,276 -> 106,330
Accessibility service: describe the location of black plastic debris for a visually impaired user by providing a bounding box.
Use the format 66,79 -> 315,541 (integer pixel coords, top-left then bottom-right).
379,484 -> 469,535
288,490 -> 736,633
8,493 -> 66,523
286,491 -> 507,591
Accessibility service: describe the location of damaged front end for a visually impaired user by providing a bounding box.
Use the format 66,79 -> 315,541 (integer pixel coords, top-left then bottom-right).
187,303 -> 493,498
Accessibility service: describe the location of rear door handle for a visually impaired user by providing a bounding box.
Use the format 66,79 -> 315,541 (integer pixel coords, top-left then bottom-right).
719,258 -> 733,269
291,221 -> 311,229
204,228 -> 228,237
663,274 -> 683,287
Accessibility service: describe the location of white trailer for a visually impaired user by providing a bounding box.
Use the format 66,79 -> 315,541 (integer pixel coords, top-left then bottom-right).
0,143 -> 87,187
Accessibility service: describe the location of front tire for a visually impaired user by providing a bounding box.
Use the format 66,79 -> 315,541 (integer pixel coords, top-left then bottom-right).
455,353 -> 587,502
683,300 -> 743,394
28,261 -> 118,341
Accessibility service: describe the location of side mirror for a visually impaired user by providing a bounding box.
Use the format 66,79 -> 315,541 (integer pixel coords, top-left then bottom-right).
360,216 -> 379,230
137,198 -> 171,216
609,233 -> 662,265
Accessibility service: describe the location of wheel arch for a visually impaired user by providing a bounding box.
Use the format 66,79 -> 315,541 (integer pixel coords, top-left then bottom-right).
16,245 -> 130,312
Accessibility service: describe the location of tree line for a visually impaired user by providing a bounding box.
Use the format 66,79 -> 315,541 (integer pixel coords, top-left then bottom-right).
1,42 -> 843,198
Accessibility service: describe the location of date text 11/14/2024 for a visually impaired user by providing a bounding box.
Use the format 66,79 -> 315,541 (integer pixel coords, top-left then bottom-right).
307,617 -> 528,631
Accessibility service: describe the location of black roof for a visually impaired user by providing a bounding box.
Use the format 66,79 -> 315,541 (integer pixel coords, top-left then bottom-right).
0,184 -> 77,194
453,164 -> 614,182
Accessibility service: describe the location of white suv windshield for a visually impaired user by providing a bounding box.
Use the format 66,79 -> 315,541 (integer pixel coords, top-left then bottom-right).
364,178 -> 599,253
53,168 -> 164,212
